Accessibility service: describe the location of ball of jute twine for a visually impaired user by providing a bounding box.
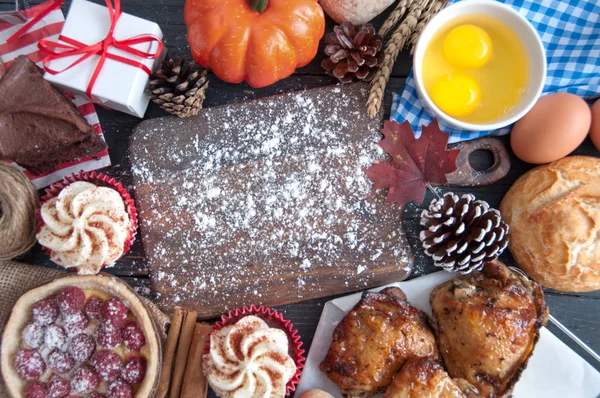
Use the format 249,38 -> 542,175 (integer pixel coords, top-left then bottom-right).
0,163 -> 38,261
367,0 -> 449,117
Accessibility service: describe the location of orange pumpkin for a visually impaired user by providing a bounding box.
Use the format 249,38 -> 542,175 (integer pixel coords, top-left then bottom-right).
184,0 -> 325,88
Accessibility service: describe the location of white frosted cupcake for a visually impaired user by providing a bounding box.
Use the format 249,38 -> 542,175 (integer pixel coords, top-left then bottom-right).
37,172 -> 137,275
203,306 -> 305,398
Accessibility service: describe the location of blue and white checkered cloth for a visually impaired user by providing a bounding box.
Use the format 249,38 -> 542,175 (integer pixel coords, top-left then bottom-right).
391,0 -> 600,143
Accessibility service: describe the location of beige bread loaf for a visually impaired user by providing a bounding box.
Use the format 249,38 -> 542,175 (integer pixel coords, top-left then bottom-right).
320,0 -> 396,25
500,156 -> 600,292
299,389 -> 335,398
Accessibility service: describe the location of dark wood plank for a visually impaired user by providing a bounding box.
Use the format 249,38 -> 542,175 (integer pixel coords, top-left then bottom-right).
130,83 -> 414,318
16,1 -> 600,395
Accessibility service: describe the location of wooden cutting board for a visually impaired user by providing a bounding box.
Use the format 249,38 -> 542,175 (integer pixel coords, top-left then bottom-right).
130,83 -> 416,317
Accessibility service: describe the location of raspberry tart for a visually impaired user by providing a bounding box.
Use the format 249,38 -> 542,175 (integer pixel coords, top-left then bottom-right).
1,274 -> 160,398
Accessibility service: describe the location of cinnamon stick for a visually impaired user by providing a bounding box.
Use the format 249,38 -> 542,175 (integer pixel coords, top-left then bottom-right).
170,310 -> 198,398
180,323 -> 213,398
157,308 -> 183,398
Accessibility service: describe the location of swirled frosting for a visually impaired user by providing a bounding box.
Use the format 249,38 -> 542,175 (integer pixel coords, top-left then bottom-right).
203,315 -> 296,398
37,181 -> 130,274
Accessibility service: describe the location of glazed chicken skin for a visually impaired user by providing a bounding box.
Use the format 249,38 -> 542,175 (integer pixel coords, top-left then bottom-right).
430,261 -> 548,398
320,287 -> 438,397
384,357 -> 467,398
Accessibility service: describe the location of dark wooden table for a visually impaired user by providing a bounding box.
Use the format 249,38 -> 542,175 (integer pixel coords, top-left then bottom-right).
21,0 -> 600,395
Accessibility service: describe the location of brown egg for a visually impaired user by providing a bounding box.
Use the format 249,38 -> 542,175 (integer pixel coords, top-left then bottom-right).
299,389 -> 336,398
511,93 -> 591,164
590,98 -> 600,152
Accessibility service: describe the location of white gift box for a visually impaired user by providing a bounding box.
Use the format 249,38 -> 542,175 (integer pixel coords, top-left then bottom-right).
43,0 -> 165,118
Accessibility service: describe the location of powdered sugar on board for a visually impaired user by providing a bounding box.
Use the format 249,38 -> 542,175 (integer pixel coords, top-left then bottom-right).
130,83 -> 413,317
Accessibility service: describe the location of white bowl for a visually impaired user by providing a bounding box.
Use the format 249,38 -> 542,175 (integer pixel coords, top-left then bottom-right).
413,0 -> 546,131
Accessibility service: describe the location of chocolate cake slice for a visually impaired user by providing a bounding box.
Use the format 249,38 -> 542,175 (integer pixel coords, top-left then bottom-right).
0,56 -> 107,175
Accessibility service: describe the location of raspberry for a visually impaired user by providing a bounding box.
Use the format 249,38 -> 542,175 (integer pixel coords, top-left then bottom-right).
69,333 -> 96,362
63,312 -> 89,337
122,357 -> 146,385
44,325 -> 67,351
56,287 -> 86,316
48,375 -> 71,398
85,297 -> 103,320
71,366 -> 99,394
92,351 -> 123,382
26,382 -> 48,398
15,349 -> 46,381
48,350 -> 75,373
22,322 -> 44,348
108,379 -> 132,398
100,299 -> 129,327
97,322 -> 122,349
121,322 -> 145,351
31,298 -> 59,325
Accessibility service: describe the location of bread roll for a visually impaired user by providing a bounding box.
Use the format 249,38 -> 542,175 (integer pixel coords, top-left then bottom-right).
500,156 -> 600,292
320,0 -> 395,25
299,389 -> 336,398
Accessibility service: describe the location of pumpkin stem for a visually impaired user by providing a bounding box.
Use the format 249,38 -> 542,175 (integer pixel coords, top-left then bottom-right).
249,0 -> 268,13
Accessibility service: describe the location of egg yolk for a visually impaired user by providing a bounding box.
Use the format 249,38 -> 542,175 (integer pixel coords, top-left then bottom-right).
443,24 -> 492,69
430,74 -> 481,117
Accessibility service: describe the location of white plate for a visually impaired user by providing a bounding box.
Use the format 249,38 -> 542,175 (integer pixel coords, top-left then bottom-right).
297,271 -> 600,398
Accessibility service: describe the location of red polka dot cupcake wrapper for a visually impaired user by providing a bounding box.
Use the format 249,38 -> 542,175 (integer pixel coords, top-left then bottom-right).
211,305 -> 306,396
38,171 -> 138,268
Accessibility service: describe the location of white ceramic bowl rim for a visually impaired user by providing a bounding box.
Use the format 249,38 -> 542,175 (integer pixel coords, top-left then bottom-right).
413,0 -> 547,131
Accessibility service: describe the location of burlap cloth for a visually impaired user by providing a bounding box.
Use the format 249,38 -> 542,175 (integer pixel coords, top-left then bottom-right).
0,260 -> 171,398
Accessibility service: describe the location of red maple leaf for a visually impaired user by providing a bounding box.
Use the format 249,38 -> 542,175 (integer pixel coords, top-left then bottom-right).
365,119 -> 459,206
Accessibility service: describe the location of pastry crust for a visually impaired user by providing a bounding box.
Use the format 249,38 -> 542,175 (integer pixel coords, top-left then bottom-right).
500,156 -> 600,292
320,0 -> 395,25
1,273 -> 161,398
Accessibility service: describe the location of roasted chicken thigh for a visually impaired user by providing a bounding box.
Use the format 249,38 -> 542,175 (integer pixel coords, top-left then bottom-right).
384,357 -> 467,398
430,261 -> 548,397
320,287 -> 438,397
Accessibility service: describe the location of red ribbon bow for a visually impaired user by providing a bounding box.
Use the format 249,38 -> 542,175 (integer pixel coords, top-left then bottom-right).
38,0 -> 163,103
6,0 -> 64,45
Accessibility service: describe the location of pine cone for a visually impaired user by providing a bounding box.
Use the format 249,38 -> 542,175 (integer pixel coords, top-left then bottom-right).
321,22 -> 384,84
147,57 -> 208,118
420,193 -> 509,274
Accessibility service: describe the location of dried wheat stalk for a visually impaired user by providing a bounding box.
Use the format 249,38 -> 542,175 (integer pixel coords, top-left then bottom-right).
367,0 -> 431,117
378,0 -> 410,38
